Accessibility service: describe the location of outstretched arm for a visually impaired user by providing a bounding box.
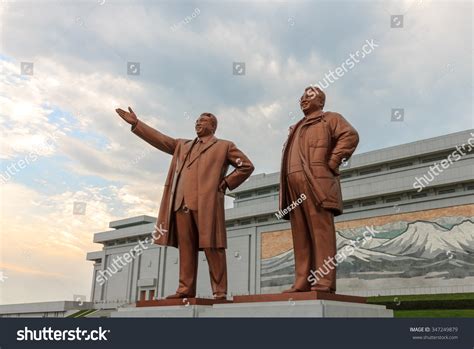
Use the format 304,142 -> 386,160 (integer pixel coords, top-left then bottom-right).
115,107 -> 177,155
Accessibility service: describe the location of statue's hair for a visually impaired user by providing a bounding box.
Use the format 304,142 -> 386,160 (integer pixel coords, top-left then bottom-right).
200,112 -> 218,133
306,86 -> 326,109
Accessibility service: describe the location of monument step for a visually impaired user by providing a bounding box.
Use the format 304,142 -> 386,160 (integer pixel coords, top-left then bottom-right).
233,291 -> 366,304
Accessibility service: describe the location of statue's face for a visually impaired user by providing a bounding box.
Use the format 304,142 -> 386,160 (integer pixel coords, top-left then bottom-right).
195,115 -> 214,137
300,87 -> 321,114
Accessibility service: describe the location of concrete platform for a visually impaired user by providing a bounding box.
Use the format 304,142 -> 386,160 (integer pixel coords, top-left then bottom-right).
136,298 -> 231,307
112,293 -> 392,317
112,304 -> 208,318
233,291 -> 366,304
199,300 -> 393,317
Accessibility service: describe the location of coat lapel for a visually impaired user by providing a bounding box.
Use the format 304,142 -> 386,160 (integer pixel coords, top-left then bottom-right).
176,139 -> 197,174
302,110 -> 324,126
282,117 -> 305,154
187,136 -> 218,167
283,111 -> 326,154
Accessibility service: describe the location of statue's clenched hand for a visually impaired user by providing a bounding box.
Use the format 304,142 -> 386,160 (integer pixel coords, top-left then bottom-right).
218,179 -> 228,193
115,106 -> 138,126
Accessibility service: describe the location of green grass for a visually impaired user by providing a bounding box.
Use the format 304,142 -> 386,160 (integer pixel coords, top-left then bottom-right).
367,292 -> 474,303
394,309 -> 474,318
67,309 -> 98,318
367,293 -> 474,317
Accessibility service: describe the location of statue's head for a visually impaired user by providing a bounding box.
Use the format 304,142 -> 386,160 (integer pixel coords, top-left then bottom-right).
300,86 -> 325,115
195,112 -> 217,137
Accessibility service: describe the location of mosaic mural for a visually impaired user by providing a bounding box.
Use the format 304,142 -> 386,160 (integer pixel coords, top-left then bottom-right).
260,205 -> 474,292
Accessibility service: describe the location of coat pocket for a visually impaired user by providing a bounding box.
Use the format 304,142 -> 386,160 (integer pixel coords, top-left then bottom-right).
310,163 -> 334,178
310,163 -> 338,204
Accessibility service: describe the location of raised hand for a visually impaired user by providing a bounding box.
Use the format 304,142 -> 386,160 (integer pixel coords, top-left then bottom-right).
115,106 -> 138,125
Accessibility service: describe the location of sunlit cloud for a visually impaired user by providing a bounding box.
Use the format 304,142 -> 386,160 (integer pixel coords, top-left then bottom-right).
0,0 -> 471,304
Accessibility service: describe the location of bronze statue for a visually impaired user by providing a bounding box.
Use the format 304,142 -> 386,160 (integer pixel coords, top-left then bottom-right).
115,107 -> 254,300
279,87 -> 359,293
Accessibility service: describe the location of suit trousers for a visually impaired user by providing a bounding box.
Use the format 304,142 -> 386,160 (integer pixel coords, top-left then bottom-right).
286,171 -> 337,291
175,206 -> 227,296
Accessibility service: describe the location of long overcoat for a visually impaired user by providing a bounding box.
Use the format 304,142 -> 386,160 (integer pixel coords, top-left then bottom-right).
279,111 -> 359,217
132,120 -> 254,248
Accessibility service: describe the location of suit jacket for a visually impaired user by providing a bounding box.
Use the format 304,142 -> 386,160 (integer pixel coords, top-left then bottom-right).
131,120 -> 254,248
279,110 -> 359,217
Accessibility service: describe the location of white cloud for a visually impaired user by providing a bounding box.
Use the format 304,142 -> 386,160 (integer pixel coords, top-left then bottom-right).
0,0 -> 471,304
0,180 -> 158,304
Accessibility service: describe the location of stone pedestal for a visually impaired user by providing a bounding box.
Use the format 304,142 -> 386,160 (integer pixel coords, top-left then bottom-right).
199,300 -> 392,317
111,292 -> 393,318
232,291 -> 366,304
136,298 -> 231,307
112,304 -> 207,318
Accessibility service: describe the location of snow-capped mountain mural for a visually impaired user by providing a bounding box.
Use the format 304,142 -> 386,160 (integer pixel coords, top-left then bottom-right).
261,217 -> 474,289
372,221 -> 473,259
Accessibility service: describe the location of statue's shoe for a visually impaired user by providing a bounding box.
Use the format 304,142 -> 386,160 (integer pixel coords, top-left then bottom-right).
165,292 -> 195,299
213,293 -> 227,300
310,285 -> 335,293
282,286 -> 310,293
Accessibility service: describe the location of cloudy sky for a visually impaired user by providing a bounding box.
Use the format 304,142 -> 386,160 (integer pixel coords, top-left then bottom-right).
0,0 -> 472,304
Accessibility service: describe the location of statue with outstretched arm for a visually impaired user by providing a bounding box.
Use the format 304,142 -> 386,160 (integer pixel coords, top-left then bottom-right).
115,107 -> 254,300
